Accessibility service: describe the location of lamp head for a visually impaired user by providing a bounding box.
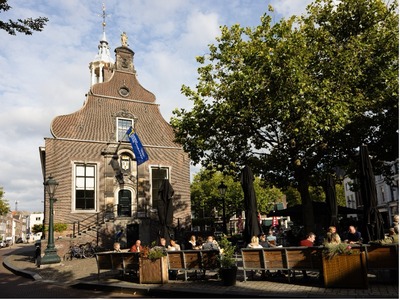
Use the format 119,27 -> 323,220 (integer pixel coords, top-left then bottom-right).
44,175 -> 58,198
218,181 -> 227,196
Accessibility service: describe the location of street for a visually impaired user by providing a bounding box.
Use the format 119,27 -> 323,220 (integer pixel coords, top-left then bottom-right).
0,247 -> 144,298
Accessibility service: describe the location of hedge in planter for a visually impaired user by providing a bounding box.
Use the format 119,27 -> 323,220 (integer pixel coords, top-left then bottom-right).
322,244 -> 368,289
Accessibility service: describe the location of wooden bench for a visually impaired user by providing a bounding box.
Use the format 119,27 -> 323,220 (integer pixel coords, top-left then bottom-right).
364,244 -> 398,281
166,250 -> 220,280
95,251 -> 140,280
364,244 -> 399,270
285,247 -> 323,280
242,247 -> 324,282
241,248 -> 267,281
242,244 -> 398,284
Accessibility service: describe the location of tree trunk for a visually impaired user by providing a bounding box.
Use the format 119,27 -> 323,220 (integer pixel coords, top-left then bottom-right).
297,175 -> 315,235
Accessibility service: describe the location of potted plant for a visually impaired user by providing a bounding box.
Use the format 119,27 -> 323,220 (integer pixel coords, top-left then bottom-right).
139,245 -> 168,284
322,243 -> 368,288
218,236 -> 237,286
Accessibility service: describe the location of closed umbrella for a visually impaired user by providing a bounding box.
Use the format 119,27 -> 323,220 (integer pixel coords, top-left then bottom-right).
325,173 -> 338,228
157,179 -> 174,245
240,165 -> 262,244
359,144 -> 385,242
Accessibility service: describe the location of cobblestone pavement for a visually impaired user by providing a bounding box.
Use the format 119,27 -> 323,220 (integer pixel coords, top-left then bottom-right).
3,244 -> 399,299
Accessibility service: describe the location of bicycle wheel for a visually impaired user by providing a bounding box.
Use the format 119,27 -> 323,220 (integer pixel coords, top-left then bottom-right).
84,248 -> 95,258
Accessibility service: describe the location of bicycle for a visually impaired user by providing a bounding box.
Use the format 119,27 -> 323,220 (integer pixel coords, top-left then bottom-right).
67,244 -> 85,260
82,242 -> 97,258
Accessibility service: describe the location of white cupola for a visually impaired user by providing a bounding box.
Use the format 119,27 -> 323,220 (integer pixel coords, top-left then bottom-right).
89,3 -> 114,86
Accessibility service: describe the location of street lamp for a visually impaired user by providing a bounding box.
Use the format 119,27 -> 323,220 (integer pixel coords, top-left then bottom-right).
41,176 -> 61,265
218,181 -> 227,234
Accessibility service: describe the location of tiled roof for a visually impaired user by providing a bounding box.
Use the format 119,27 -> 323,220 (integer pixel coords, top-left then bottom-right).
51,70 -> 179,148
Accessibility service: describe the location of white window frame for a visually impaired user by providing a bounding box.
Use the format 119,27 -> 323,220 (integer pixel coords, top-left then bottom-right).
116,118 -> 133,142
72,162 -> 97,213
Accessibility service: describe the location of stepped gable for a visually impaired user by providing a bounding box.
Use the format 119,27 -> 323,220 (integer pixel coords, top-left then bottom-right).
50,45 -> 179,148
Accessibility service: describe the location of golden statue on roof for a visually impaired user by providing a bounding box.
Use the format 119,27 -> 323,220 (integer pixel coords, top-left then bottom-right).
121,32 -> 128,47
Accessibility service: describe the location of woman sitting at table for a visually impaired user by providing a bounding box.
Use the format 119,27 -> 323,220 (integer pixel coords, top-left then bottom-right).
247,236 -> 263,248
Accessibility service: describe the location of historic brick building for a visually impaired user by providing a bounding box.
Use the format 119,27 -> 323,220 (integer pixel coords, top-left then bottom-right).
39,28 -> 190,249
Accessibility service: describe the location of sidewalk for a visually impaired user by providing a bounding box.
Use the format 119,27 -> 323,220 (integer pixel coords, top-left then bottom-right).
3,244 -> 399,298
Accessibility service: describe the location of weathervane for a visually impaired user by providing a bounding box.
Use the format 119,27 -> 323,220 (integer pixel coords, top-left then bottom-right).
100,2 -> 108,33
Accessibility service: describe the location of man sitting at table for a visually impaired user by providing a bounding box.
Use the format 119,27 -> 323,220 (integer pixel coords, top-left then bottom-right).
370,227 -> 398,245
344,225 -> 362,244
202,236 -> 220,251
129,239 -> 143,253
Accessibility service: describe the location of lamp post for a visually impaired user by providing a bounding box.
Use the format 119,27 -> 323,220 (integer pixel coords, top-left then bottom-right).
41,176 -> 61,265
218,181 -> 227,234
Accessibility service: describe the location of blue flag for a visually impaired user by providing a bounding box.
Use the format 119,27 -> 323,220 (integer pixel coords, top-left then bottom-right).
126,127 -> 149,165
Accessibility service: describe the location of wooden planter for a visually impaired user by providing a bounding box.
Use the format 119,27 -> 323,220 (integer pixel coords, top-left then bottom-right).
139,256 -> 168,284
322,251 -> 368,289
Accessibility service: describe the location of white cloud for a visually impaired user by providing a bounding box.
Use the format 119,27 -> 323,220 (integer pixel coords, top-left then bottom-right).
0,0 -> 313,212
271,0 -> 314,17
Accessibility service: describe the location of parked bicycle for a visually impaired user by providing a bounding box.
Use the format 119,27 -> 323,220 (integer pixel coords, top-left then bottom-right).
67,244 -> 85,260
66,241 -> 103,260
82,241 -> 97,258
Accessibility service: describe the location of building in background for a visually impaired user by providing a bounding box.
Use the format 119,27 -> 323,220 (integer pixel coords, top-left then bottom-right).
344,159 -> 399,228
26,213 -> 44,242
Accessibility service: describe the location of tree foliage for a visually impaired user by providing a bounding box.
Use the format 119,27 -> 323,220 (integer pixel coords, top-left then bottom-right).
31,224 -> 43,234
0,187 -> 10,215
191,168 -> 284,220
172,0 -> 398,233
54,223 -> 68,233
0,1 -> 48,35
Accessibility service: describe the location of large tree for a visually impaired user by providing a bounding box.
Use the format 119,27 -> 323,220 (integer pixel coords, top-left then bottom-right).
0,0 -> 48,35
171,0 -> 398,233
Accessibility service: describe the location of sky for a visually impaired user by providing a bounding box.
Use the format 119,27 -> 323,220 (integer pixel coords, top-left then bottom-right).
0,0 -> 313,213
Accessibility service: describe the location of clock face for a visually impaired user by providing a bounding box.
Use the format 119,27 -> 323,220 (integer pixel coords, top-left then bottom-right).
119,87 -> 130,97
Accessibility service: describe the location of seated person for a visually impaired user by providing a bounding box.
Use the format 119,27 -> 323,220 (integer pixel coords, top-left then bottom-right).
247,235 -> 263,248
159,237 -> 167,248
299,232 -> 316,279
113,242 -> 122,252
202,236 -> 220,251
266,229 -> 277,245
168,239 -> 181,251
299,232 -> 316,247
187,235 -> 201,250
259,233 -> 270,248
344,225 -> 362,244
324,226 -> 339,244
129,239 -> 143,253
326,232 -> 341,245
369,227 -> 398,245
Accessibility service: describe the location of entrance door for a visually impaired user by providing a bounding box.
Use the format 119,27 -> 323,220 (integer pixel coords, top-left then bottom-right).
127,223 -> 139,248
118,189 -> 132,217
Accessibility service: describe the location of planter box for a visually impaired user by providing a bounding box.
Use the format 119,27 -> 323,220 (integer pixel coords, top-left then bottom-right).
322,251 -> 368,289
139,257 -> 168,284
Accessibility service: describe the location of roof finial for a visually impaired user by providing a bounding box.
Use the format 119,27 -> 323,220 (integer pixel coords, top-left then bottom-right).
101,2 -> 107,33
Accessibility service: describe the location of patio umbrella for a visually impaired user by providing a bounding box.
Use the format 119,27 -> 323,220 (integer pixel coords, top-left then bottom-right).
157,179 -> 174,245
359,144 -> 385,242
325,173 -> 338,228
240,165 -> 262,244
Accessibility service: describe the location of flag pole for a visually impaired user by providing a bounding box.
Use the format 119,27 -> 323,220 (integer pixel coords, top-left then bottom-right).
114,130 -> 129,154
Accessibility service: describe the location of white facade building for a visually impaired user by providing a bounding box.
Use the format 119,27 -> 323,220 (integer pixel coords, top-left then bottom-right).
344,159 -> 399,228
26,213 -> 44,242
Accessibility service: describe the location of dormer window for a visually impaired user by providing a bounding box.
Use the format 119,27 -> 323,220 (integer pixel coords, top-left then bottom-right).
117,118 -> 133,141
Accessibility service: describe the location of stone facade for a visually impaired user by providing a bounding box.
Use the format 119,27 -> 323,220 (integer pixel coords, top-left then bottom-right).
40,35 -> 190,250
